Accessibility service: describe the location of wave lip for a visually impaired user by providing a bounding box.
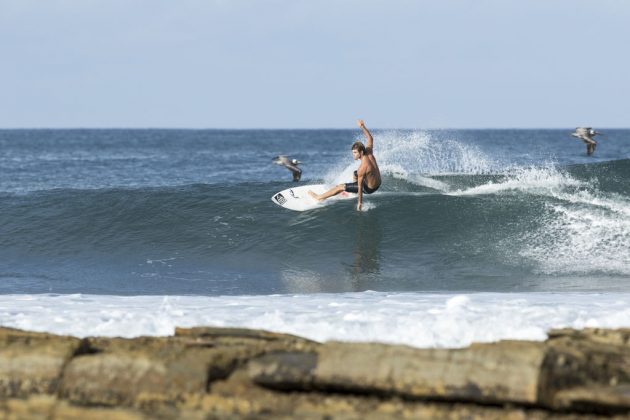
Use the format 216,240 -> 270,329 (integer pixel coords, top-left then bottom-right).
447,166 -> 584,197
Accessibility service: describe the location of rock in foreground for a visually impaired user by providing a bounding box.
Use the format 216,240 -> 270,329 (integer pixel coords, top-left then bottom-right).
1,326 -> 629,419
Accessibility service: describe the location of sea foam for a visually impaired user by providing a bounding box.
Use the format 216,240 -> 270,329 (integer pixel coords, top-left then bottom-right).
2,292 -> 629,348
444,164 -> 630,276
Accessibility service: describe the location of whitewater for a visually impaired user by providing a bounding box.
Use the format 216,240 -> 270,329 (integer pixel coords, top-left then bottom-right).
2,292 -> 630,348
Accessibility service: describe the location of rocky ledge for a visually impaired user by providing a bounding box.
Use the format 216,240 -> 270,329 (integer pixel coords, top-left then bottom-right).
1,326 -> 630,419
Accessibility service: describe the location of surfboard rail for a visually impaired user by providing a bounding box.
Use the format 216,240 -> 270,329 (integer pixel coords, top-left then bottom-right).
271,184 -> 355,211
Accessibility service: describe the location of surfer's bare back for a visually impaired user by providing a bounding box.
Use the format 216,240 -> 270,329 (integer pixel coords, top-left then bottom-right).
309,119 -> 382,211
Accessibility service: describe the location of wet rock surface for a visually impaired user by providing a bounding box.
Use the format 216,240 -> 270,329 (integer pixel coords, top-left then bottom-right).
1,326 -> 629,419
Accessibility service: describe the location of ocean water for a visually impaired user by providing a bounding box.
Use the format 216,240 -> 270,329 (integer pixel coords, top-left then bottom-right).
1,128 -> 629,347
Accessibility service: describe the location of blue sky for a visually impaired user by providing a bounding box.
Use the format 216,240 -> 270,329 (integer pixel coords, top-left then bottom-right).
1,0 -> 628,128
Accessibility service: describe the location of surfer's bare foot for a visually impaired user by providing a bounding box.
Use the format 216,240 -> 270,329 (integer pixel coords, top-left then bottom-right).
308,191 -> 323,201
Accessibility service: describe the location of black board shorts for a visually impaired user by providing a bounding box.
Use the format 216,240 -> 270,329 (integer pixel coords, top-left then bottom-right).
344,181 -> 379,194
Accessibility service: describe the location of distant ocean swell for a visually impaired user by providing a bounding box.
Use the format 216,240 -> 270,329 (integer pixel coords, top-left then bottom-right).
1,159 -> 629,294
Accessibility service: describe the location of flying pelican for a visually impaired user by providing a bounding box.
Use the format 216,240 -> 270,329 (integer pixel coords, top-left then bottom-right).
272,155 -> 302,181
570,127 -> 601,156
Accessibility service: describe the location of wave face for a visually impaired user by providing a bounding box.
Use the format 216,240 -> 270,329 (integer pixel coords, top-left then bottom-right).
1,129 -> 629,295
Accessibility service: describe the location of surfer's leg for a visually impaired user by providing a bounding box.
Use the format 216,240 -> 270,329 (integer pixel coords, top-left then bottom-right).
308,184 -> 345,201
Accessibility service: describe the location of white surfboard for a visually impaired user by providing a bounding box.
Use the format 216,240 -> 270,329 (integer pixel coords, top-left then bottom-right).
271,184 -> 356,211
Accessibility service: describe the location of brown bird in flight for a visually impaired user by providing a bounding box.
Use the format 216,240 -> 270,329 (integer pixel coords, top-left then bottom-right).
570,127 -> 601,156
273,155 -> 302,182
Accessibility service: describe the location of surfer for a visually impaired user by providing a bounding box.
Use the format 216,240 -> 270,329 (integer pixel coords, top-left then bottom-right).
570,127 -> 601,156
273,155 -> 302,181
308,119 -> 381,211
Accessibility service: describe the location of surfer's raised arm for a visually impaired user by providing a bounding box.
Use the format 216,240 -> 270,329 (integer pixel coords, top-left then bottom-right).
357,119 -> 373,153
301,119 -> 381,211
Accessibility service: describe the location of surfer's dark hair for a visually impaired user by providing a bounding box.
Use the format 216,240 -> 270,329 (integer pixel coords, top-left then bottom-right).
351,141 -> 365,154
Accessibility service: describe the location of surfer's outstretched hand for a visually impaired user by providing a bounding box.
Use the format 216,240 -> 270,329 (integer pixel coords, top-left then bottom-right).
357,119 -> 365,128
357,202 -> 362,211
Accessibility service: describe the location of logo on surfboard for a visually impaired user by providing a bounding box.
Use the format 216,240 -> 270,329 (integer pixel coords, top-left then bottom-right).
274,193 -> 287,205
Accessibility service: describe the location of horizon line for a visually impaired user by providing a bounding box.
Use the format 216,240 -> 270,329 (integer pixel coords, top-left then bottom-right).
0,126 -> 627,131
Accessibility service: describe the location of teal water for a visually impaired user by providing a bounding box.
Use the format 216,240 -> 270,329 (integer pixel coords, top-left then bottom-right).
1,129 -> 629,295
